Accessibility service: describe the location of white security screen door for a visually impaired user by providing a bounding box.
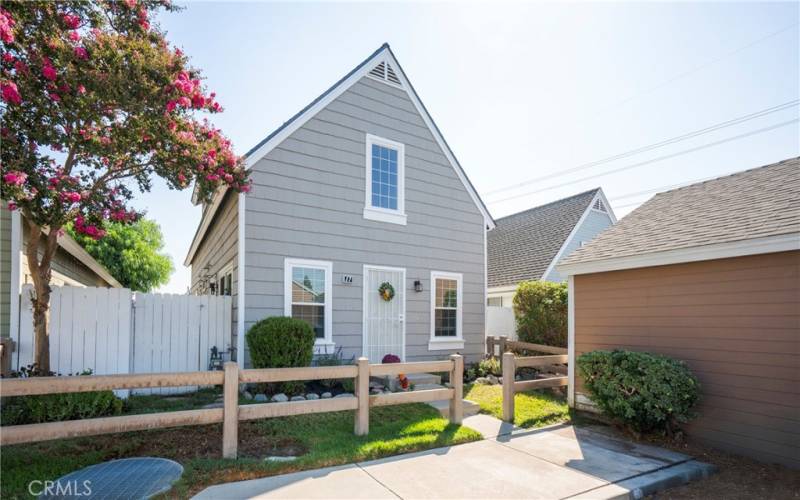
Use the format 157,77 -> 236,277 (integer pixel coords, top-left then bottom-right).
363,265 -> 405,362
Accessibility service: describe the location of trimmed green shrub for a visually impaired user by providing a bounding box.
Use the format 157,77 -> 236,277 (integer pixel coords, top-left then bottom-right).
577,350 -> 700,434
246,316 -> 315,395
477,357 -> 501,377
1,366 -> 123,425
513,280 -> 567,347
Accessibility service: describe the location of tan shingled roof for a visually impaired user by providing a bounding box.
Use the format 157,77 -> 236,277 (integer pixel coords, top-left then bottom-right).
559,157 -> 800,266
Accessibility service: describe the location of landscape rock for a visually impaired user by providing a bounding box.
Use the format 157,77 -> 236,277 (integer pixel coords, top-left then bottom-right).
253,393 -> 268,402
264,456 -> 298,462
334,393 -> 355,398
290,395 -> 306,401
321,392 -> 332,399
306,393 -> 320,400
475,377 -> 491,385
243,391 -> 254,400
271,393 -> 288,403
486,374 -> 499,385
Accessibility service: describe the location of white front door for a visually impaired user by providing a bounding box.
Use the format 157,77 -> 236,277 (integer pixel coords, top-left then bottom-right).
363,265 -> 405,362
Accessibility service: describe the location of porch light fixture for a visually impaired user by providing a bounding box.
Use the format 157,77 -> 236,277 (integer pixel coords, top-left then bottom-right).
414,280 -> 423,292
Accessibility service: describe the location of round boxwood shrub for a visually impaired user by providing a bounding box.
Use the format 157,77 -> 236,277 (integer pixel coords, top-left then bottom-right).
577,350 -> 699,434
246,316 -> 315,395
513,280 -> 568,347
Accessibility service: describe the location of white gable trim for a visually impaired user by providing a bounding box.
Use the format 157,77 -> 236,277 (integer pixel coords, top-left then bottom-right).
541,189 -> 615,282
184,186 -> 226,266
557,232 -> 800,276
243,46 -> 495,229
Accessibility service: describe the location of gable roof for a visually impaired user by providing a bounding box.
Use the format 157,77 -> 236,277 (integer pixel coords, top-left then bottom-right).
185,44 -> 494,266
558,157 -> 800,275
488,188 -> 609,288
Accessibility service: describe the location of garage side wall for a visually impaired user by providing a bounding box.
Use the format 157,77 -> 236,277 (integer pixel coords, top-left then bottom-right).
573,250 -> 800,468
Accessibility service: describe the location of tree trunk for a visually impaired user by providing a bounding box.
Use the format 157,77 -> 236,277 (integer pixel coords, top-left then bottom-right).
23,217 -> 60,374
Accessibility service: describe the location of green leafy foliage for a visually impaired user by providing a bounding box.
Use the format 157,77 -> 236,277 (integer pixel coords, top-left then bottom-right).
314,346 -> 354,390
68,217 -> 173,291
246,316 -> 315,395
577,350 -> 700,434
1,366 -> 123,425
477,357 -> 501,377
513,280 -> 568,347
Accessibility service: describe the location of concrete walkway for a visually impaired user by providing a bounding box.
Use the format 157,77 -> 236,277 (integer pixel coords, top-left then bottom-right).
193,415 -> 714,499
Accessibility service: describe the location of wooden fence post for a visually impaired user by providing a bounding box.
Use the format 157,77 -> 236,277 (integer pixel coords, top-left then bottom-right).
486,336 -> 494,358
222,361 -> 239,459
502,352 -> 515,423
354,357 -> 369,436
499,336 -> 508,355
449,354 -> 463,424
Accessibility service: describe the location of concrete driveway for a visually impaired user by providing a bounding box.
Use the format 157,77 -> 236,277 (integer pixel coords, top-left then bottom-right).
193,415 -> 714,499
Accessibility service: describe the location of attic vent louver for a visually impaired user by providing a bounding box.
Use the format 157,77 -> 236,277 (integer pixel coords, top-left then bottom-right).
368,61 -> 402,87
593,198 -> 607,212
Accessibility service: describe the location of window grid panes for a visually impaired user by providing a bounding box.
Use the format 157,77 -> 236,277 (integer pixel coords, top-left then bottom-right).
434,278 -> 458,337
291,266 -> 326,339
371,144 -> 399,210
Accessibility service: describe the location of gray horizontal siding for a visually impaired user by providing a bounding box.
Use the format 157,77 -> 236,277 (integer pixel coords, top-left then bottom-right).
547,210 -> 614,282
190,191 -> 239,356
244,75 -> 486,364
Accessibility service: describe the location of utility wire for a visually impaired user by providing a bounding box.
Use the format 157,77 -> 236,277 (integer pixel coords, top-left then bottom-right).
485,100 -> 799,197
592,23 -> 798,114
487,118 -> 799,206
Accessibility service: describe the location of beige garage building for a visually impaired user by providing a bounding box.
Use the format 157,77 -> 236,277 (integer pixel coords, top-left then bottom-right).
557,157 -> 799,468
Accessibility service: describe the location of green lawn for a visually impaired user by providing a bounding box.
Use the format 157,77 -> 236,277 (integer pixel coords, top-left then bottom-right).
465,383 -> 570,428
1,394 -> 481,499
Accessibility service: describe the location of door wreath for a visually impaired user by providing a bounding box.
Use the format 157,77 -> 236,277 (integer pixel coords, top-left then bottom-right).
378,281 -> 395,301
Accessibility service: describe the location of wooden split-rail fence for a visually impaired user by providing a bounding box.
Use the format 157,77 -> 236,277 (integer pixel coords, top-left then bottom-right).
0,355 -> 464,459
485,336 -> 569,423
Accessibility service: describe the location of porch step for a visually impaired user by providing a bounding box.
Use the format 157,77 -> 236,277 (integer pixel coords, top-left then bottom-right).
411,382 -> 481,418
426,398 -> 481,418
406,372 -> 441,386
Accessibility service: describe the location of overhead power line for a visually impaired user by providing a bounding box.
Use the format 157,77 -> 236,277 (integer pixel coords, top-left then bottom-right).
487,118 -> 799,206
485,100 -> 799,197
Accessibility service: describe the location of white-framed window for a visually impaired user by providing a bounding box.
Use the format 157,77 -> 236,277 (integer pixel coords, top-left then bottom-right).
429,271 -> 464,351
284,258 -> 333,348
364,134 -> 406,225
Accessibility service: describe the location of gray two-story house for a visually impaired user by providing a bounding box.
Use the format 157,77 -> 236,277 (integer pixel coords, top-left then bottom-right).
185,44 -> 494,366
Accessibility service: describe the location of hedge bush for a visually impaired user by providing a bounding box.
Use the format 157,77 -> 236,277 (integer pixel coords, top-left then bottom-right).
577,350 -> 699,434
1,366 -> 123,426
246,316 -> 315,395
513,280 -> 568,347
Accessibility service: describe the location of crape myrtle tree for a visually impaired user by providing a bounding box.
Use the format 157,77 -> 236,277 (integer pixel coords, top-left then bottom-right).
0,1 -> 250,372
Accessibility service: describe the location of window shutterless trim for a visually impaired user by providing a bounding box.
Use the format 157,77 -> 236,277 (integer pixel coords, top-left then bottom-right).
429,270 -> 464,351
284,258 -> 334,349
364,134 -> 406,225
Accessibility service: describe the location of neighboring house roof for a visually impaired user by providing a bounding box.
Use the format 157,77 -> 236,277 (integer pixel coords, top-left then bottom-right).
185,43 -> 495,266
558,157 -> 800,275
488,188 -> 614,288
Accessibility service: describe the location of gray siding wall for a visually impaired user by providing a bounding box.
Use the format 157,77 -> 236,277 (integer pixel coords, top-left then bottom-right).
243,75 -> 486,364
189,191 -> 239,355
21,231 -> 111,288
0,203 -> 11,337
546,210 -> 613,283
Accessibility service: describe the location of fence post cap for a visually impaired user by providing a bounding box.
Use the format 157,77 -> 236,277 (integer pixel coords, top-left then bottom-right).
449,353 -> 462,359
357,356 -> 369,363
502,351 -> 514,360
223,361 -> 237,368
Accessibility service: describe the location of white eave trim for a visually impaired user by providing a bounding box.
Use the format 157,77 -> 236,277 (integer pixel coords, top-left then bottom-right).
242,46 -> 495,230
557,232 -> 800,276
542,189 -> 615,281
184,187 -> 227,266
488,284 -> 518,294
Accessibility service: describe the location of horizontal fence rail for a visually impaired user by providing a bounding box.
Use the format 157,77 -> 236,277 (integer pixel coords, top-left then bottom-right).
0,355 -> 464,459
501,351 -> 568,423
486,335 -> 568,357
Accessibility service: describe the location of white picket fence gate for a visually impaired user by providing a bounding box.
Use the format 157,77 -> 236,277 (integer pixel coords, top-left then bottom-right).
14,285 -> 232,395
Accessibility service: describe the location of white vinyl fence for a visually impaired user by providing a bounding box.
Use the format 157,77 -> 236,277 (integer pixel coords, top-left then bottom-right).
486,306 -> 516,340
14,285 -> 232,394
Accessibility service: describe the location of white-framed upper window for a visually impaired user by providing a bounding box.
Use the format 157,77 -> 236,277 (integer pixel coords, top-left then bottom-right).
284,258 -> 333,347
215,264 -> 233,296
364,134 -> 406,225
429,271 -> 464,351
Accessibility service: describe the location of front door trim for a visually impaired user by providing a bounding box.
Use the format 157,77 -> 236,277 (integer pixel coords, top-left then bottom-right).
362,264 -> 406,362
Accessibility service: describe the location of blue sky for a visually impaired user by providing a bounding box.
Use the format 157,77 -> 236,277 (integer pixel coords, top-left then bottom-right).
139,1 -> 800,293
